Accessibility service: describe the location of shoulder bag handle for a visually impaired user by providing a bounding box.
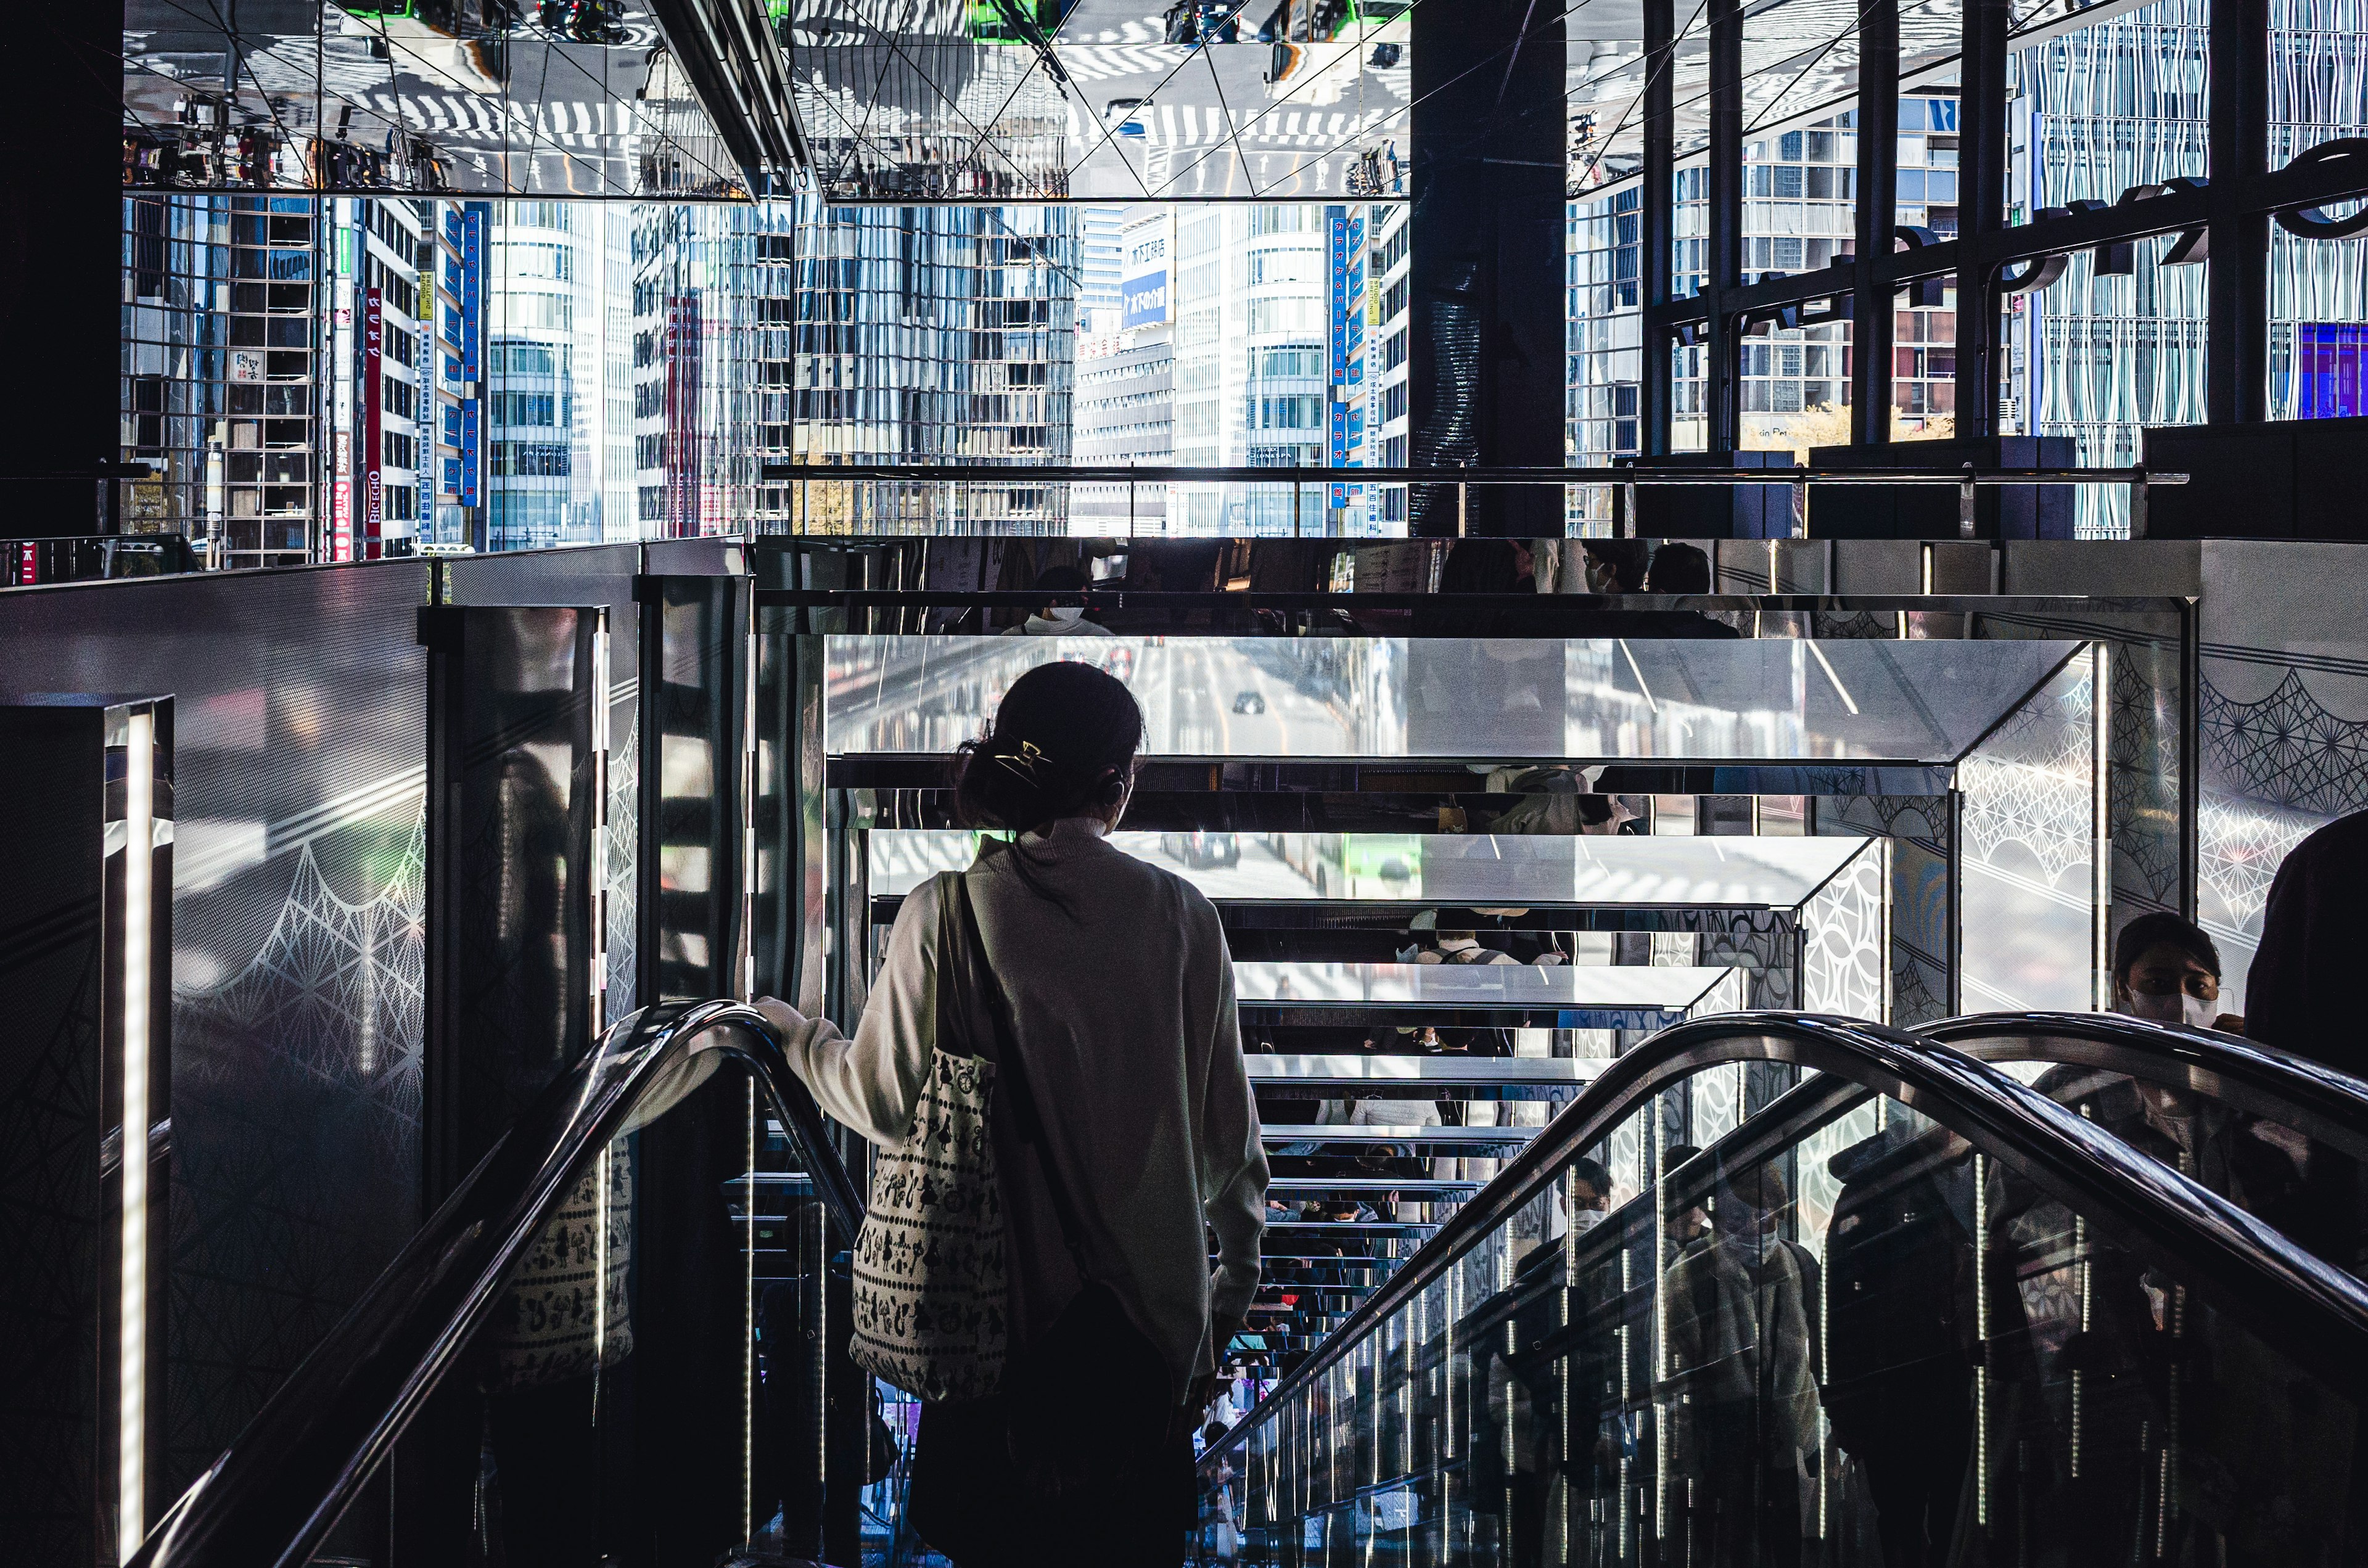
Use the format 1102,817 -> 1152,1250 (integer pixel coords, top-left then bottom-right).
942,865 -> 1100,1284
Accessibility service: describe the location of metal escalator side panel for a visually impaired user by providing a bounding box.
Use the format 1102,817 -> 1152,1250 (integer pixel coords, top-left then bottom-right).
1197,1013 -> 2368,1568
130,999 -> 864,1568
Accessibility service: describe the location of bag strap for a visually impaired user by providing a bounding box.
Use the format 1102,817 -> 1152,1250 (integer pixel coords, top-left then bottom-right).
944,864 -> 1100,1284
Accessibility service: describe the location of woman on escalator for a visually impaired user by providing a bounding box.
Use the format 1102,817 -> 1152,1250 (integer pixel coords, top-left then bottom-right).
755,660 -> 1268,1568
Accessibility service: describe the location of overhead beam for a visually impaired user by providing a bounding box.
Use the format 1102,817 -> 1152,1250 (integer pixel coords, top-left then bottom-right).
646,0 -> 810,193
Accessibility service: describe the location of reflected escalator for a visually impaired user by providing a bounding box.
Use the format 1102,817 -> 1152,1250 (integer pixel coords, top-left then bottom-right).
1197,1013 -> 2368,1567
1924,1011 -> 2368,1278
128,1000 -> 868,1568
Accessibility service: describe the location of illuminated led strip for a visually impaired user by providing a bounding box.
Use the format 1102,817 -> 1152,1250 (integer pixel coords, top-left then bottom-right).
120,708 -> 155,1551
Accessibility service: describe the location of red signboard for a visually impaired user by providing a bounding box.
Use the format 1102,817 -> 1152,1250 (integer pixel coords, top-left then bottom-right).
363,287 -> 383,559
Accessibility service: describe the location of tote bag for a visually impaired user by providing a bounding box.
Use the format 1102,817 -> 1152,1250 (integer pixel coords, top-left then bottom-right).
847,872 -> 1011,1404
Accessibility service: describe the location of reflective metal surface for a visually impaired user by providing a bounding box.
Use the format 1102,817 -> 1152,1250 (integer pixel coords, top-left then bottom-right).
1236,961 -> 1738,1022
1260,1124 -> 1537,1147
1209,1011 -> 2368,1472
122,2 -> 750,196
1921,1011 -> 2368,1164
789,0 -> 1413,200
869,828 -> 1867,907
1245,1052 -> 1610,1086
826,634 -> 2081,763
128,999 -> 860,1568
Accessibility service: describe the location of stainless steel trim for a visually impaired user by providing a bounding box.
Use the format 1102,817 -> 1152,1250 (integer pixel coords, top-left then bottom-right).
129,1000 -> 863,1568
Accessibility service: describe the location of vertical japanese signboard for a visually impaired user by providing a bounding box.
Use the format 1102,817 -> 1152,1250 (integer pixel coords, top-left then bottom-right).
459,204 -> 486,512
1328,207 -> 1367,509
364,286 -> 383,559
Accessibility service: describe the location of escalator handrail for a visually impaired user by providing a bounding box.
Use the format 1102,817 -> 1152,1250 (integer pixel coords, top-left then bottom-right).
1205,1010 -> 2368,1465
1919,1009 -> 2368,1163
130,999 -> 866,1568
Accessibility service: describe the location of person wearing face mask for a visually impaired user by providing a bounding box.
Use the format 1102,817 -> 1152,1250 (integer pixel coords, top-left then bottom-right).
2111,911 -> 2241,1032
1659,1160 -> 1819,1568
1001,564 -> 1116,636
1566,1156 -> 1613,1237
2047,912 -> 2309,1226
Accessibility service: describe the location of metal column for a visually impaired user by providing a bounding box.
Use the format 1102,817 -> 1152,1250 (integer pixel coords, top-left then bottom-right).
1643,0 -> 1678,456
1849,0 -> 1901,444
2208,0 -> 2271,424
1952,0 -> 2012,435
1706,0 -> 1746,454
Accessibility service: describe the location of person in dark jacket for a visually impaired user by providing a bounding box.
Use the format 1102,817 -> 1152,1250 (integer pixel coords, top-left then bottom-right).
2245,806 -> 2368,1075
2242,808 -> 2368,1275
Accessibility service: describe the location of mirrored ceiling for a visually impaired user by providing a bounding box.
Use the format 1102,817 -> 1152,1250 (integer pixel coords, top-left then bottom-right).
786,0 -> 1414,200
825,634 -> 2081,764
124,1 -> 747,195
123,0 -> 2145,201
870,829 -> 1870,907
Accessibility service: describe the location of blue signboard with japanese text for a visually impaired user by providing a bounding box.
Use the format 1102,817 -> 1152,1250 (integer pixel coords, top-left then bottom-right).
1122,269 -> 1169,329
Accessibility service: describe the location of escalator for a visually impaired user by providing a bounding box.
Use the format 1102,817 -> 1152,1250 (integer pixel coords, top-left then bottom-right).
1196,1014 -> 2368,1567
1923,1011 -> 2368,1277
120,996 -> 2368,1567
126,1000 -> 868,1568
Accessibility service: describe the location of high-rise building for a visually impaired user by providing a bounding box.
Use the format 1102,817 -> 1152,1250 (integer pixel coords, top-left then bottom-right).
348,197 -> 427,560
752,200 -> 1080,533
1168,204 -> 1338,533
1073,206 -> 1178,532
481,201 -> 635,550
121,193 -> 323,568
1078,205 -> 1128,332
1568,99 -> 1971,526
423,201 -> 488,551
1364,202 -> 1411,530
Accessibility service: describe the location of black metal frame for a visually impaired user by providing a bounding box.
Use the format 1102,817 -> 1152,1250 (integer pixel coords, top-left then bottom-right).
1632,1 -> 2368,437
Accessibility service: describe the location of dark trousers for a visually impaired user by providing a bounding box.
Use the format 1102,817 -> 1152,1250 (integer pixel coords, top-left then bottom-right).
908,1395 -> 1194,1568
487,1374 -> 602,1568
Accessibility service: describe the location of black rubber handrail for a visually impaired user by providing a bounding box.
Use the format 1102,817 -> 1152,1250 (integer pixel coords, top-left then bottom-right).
1201,1010 -> 2368,1469
1920,1009 -> 2368,1164
130,999 -> 865,1568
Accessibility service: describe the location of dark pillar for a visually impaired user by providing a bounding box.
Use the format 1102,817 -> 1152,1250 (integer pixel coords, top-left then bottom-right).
0,3 -> 126,533
1849,0 -> 1901,444
1706,0 -> 1745,453
1953,0 -> 2011,436
418,605 -> 608,1210
2208,0 -> 2270,424
1642,0 -> 1677,456
1408,0 -> 1566,535
0,697 -> 173,1565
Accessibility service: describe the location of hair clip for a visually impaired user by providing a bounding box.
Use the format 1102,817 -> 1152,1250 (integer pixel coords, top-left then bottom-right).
993,740 -> 1053,781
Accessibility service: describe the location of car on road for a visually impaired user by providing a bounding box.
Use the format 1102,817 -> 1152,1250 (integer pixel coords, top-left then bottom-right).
1232,689 -> 1267,715
1160,831 -> 1243,869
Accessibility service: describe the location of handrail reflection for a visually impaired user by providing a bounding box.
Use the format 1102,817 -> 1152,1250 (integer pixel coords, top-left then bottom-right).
1920,1008 -> 2368,1164
1199,1010 -> 2368,1472
129,999 -> 865,1568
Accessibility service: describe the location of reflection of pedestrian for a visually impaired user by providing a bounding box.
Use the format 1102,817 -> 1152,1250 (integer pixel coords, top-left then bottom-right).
1821,1123 -> 1977,1568
1001,565 -> 1116,638
1661,1163 -> 1817,1568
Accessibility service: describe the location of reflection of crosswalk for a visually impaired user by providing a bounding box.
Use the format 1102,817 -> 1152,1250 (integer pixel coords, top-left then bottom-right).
341,92 -> 651,144
1064,100 -> 1396,148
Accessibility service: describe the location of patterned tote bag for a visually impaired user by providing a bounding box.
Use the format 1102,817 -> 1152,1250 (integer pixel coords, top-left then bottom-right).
847,871 -> 1011,1404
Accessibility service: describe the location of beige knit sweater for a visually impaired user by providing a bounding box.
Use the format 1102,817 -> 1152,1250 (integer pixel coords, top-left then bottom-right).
756,817 -> 1268,1400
